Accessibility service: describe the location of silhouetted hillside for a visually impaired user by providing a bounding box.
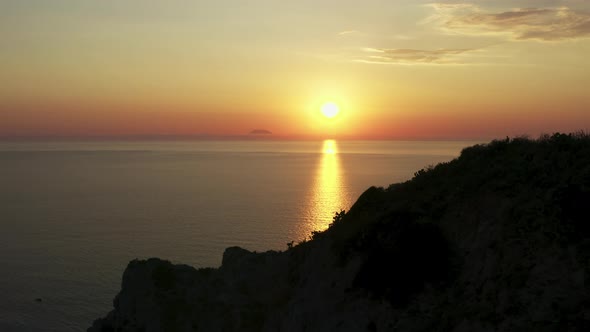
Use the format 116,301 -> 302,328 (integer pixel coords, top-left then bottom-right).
90,133 -> 590,332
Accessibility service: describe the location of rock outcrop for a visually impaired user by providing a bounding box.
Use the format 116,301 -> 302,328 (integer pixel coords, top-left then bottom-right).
90,133 -> 590,332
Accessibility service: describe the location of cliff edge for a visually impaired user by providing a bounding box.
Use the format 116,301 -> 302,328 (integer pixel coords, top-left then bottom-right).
90,133 -> 590,332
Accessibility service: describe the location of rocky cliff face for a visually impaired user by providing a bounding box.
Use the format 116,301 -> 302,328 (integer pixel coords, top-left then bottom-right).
89,134 -> 590,332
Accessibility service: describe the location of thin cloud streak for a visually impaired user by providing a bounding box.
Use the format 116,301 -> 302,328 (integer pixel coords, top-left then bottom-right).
358,47 -> 479,64
338,30 -> 361,35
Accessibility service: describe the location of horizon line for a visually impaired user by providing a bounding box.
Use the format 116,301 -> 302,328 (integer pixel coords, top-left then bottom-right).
0,133 -> 506,142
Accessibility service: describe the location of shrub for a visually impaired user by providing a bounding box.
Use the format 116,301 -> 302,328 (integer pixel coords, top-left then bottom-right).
352,216 -> 450,307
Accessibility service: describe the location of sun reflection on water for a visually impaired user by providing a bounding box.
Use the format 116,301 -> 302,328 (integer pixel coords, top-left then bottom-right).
308,140 -> 346,233
323,140 -> 337,154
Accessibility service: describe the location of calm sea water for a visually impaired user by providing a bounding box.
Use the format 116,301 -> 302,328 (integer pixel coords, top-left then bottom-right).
0,140 -> 479,331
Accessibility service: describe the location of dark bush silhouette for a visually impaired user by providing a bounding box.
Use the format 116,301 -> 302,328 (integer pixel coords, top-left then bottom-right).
345,132 -> 590,307
558,185 -> 590,238
353,216 -> 450,307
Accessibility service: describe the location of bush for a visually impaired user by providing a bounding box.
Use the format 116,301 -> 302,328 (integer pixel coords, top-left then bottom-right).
352,216 -> 450,307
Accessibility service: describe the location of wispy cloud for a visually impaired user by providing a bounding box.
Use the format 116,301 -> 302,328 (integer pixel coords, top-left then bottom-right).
358,47 -> 479,64
338,30 -> 361,36
427,3 -> 590,41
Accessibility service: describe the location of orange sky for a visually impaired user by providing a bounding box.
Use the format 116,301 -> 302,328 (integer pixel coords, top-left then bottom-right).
1,1 -> 589,140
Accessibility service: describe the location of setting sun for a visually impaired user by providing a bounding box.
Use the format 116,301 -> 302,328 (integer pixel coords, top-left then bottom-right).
320,102 -> 340,119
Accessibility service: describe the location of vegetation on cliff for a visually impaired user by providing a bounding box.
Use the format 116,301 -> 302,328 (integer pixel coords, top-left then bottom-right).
90,133 -> 590,332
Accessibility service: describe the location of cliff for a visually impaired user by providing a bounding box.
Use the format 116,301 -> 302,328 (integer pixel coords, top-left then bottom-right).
89,133 -> 590,332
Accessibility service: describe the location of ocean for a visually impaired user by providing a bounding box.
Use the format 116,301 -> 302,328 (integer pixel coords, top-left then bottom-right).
0,139 -> 480,331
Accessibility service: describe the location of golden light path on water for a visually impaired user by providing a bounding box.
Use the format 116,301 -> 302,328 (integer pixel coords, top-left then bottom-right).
307,139 -> 347,234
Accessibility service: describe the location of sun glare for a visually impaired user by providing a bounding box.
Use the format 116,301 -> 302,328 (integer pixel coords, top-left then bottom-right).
323,139 -> 337,154
321,102 -> 340,119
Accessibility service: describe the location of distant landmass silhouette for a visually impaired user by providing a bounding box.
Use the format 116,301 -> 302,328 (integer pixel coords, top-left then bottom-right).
89,132 -> 589,332
249,129 -> 272,135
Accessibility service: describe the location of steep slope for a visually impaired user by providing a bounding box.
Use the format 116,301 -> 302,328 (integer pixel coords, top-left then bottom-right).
90,133 -> 590,332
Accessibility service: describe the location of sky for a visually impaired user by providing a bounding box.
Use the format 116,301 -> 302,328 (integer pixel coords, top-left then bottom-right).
1,0 -> 589,139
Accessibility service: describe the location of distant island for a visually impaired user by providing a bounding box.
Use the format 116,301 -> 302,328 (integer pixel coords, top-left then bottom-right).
249,129 -> 272,135
89,133 -> 589,331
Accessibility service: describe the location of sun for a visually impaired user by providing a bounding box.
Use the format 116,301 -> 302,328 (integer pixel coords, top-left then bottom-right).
320,102 -> 340,119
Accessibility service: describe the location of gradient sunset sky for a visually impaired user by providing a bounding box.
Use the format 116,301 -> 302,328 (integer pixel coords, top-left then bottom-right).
1,0 -> 589,139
